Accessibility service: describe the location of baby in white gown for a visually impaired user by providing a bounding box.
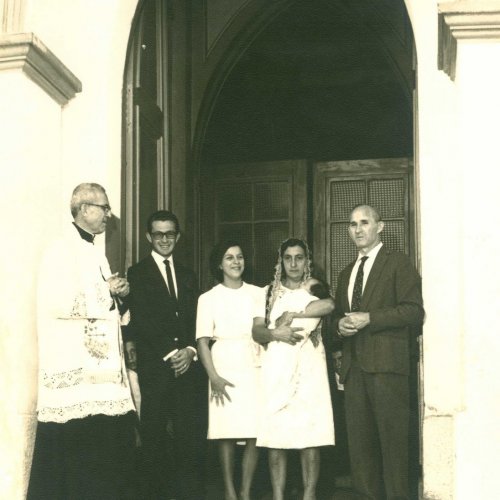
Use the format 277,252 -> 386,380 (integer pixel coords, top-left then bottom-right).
264,278 -> 331,413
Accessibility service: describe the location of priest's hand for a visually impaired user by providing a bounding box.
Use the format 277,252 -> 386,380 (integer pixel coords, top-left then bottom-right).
108,273 -> 130,298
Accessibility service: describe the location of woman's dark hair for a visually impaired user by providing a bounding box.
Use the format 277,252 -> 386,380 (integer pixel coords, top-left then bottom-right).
209,240 -> 245,282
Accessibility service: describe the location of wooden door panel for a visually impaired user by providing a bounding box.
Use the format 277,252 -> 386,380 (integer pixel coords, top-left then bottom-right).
314,158 -> 412,293
253,221 -> 289,284
200,160 -> 307,289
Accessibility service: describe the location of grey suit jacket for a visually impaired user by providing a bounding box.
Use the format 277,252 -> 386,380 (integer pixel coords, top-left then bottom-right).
332,247 -> 424,382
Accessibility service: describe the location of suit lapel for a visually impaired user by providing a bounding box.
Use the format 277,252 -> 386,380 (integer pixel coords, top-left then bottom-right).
360,248 -> 388,309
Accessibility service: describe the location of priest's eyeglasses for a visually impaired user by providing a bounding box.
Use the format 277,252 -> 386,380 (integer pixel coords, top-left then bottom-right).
151,231 -> 178,241
85,202 -> 112,214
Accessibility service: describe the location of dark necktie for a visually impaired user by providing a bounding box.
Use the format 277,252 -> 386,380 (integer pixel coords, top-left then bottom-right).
163,259 -> 178,303
351,256 -> 368,312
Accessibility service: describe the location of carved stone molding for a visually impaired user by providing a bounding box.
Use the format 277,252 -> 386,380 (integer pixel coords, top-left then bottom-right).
439,1 -> 500,80
0,32 -> 81,105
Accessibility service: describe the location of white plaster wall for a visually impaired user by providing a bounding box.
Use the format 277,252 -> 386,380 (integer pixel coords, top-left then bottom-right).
0,71 -> 63,498
453,41 -> 500,500
0,1 -> 139,497
24,0 -> 139,215
409,1 -> 464,497
408,1 -> 500,499
407,0 -> 464,413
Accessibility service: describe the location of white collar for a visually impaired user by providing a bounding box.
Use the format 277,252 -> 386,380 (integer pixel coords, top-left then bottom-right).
357,241 -> 383,262
151,250 -> 174,267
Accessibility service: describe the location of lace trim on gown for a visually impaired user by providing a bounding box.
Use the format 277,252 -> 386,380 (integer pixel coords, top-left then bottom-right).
38,398 -> 135,423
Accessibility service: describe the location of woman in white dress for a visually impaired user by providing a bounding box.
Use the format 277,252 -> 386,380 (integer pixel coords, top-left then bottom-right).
252,238 -> 335,500
196,240 -> 263,500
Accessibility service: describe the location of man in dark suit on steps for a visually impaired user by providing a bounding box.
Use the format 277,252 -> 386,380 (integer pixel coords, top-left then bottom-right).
127,210 -> 204,499
332,205 -> 424,500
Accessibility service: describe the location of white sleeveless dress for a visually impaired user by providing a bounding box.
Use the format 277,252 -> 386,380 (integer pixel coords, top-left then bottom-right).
196,282 -> 263,439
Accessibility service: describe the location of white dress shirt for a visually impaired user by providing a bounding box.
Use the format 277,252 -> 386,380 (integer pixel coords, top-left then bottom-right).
151,251 -> 178,298
347,242 -> 383,309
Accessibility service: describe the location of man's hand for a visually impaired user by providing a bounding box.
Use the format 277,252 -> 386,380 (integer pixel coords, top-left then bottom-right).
170,348 -> 195,377
272,325 -> 304,345
107,273 -> 130,298
338,316 -> 358,337
345,312 -> 370,330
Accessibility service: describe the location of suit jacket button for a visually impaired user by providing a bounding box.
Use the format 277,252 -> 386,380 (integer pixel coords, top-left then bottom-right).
174,337 -> 178,342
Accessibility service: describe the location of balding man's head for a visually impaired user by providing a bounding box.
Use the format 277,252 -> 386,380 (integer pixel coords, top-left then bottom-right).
348,204 -> 384,254
71,183 -> 111,234
70,183 -> 107,217
350,204 -> 382,223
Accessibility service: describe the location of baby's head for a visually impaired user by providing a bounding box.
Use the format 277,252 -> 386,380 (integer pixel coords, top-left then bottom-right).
302,278 -> 330,299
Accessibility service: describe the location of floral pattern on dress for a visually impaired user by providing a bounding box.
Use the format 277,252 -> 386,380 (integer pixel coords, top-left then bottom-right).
84,319 -> 110,360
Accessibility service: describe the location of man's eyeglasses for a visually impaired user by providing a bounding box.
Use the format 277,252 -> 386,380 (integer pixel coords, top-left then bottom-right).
151,231 -> 178,241
84,203 -> 112,214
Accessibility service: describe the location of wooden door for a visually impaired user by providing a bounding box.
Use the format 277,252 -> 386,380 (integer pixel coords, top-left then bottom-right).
313,157 -> 414,293
200,160 -> 307,290
123,0 -> 168,269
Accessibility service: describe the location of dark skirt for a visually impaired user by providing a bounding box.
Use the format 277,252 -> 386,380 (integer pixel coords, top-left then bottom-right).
27,412 -> 137,500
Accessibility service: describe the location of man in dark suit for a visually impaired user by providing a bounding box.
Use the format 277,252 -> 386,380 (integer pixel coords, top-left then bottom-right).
127,210 -> 204,500
332,205 -> 424,500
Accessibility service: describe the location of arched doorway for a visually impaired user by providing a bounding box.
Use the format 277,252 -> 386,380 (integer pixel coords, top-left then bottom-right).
123,0 -> 421,496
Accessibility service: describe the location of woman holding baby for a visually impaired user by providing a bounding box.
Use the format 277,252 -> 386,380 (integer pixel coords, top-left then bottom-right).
252,237 -> 335,500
